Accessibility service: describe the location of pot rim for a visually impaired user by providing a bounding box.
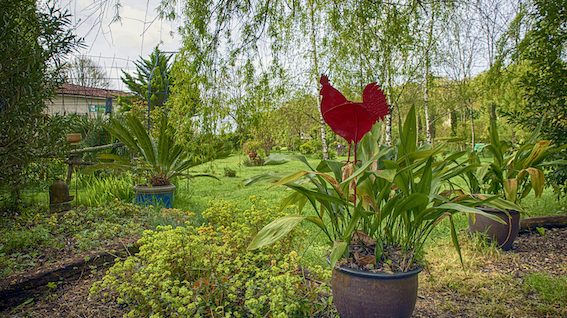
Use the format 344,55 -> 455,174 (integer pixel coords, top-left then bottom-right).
134,184 -> 176,193
477,206 -> 520,215
334,265 -> 422,280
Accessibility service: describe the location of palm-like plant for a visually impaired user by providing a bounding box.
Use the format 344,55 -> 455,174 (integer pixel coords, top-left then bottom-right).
105,114 -> 220,186
121,46 -> 172,109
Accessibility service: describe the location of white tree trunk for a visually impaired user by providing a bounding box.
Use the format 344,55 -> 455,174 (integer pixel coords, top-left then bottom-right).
309,0 -> 328,159
385,113 -> 392,146
470,107 -> 475,151
423,74 -> 432,144
385,65 -> 393,146
423,3 -> 436,145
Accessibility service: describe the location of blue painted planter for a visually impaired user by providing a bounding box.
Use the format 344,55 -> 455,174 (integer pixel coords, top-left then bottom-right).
134,184 -> 176,208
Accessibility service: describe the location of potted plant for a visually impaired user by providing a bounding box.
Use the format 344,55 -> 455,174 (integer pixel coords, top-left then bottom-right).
464,121 -> 561,250
103,114 -> 220,208
248,104 -> 513,317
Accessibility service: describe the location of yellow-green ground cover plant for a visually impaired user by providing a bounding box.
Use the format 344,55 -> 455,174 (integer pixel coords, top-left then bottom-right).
90,199 -> 334,317
0,201 -> 192,278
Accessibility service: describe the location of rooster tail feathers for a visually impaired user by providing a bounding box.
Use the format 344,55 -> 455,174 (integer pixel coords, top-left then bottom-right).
362,82 -> 390,121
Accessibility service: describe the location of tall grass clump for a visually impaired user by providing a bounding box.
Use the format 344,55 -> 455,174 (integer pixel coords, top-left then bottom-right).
76,173 -> 134,206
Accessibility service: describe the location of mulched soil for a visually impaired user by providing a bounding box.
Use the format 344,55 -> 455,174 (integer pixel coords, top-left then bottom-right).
496,227 -> 567,276
6,269 -> 125,318
0,236 -> 138,292
2,228 -> 566,317
413,227 -> 567,318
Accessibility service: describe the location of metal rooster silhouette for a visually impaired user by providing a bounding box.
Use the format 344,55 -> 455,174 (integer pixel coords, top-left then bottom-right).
319,75 -> 389,161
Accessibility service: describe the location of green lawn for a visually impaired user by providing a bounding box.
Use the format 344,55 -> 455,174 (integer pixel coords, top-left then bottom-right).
175,153 -> 327,213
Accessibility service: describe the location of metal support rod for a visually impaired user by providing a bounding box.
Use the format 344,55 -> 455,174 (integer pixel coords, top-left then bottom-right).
68,142 -> 122,155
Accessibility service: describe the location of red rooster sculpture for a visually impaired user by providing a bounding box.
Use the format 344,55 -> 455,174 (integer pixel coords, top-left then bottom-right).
319,75 -> 389,161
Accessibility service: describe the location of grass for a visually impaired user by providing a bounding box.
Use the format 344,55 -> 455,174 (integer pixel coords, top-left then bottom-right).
523,273 -> 567,304
15,152 -> 565,218
174,153 -> 325,213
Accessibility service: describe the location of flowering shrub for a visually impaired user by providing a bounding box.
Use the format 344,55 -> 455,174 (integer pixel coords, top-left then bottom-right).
242,140 -> 266,166
90,199 -> 334,317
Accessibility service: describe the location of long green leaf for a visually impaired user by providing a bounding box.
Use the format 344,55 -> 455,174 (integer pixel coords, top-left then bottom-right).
400,105 -> 417,156
248,216 -> 306,250
106,118 -> 141,155
285,184 -> 348,207
433,203 -> 506,224
242,173 -> 280,186
330,241 -> 348,268
449,215 -> 464,268
272,171 -> 310,187
126,114 -> 156,166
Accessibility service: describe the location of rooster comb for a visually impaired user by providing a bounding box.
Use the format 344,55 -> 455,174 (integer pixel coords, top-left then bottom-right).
320,74 -> 329,85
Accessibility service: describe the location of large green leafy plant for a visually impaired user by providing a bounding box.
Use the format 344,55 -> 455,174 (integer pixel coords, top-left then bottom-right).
466,120 -> 564,204
104,114 -> 221,186
249,106 -> 512,271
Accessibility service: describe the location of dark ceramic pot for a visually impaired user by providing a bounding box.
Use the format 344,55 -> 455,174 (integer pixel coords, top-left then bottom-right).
468,206 -> 520,251
134,184 -> 175,208
332,266 -> 422,318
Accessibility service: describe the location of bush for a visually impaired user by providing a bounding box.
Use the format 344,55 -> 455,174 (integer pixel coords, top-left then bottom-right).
224,167 -> 237,178
21,158 -> 67,191
0,2 -> 78,208
65,115 -> 108,145
299,139 -> 336,159
91,199 -> 333,317
243,157 -> 265,167
299,139 -> 321,155
243,140 -> 265,158
242,140 -> 268,166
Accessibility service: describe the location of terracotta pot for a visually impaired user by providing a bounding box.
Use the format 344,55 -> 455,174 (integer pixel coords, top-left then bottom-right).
134,184 -> 176,208
332,266 -> 422,318
468,206 -> 520,251
66,133 -> 82,144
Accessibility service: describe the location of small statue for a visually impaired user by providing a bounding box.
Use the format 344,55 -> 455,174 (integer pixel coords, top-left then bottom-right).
49,179 -> 74,212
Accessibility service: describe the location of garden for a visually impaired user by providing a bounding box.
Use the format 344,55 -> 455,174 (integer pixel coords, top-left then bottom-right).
1,0 -> 566,317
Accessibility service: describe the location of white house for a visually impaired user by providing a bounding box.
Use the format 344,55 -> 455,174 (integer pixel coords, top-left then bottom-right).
46,83 -> 129,117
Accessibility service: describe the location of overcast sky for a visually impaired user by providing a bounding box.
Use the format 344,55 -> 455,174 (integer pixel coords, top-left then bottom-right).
60,0 -> 183,90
